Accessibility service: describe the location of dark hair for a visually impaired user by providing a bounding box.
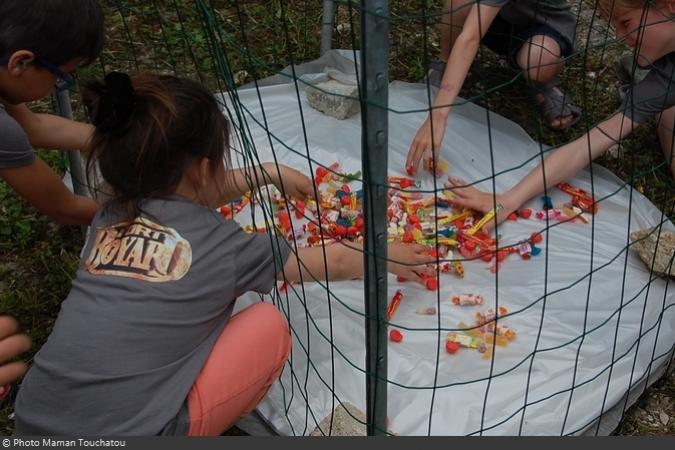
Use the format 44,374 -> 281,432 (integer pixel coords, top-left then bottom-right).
0,0 -> 104,65
83,72 -> 231,218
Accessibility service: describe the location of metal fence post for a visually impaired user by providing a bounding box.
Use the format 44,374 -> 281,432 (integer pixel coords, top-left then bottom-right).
53,90 -> 88,197
321,0 -> 336,55
361,0 -> 389,436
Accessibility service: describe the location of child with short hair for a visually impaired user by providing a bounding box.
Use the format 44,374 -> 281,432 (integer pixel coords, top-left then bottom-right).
14,72 -> 437,435
407,0 -> 581,176
0,0 -> 104,225
446,0 -> 675,224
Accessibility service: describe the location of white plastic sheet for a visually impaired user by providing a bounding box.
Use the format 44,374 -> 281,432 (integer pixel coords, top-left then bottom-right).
227,52 -> 674,435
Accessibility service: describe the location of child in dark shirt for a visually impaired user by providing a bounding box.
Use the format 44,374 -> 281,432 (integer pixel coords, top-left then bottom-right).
0,0 -> 104,225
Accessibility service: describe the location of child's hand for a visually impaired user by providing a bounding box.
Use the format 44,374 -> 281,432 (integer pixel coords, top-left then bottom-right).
276,165 -> 317,202
445,177 -> 514,232
0,316 -> 31,385
406,113 -> 448,177
387,243 -> 437,284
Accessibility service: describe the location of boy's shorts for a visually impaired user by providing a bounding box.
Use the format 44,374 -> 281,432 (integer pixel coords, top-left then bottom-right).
482,14 -> 574,69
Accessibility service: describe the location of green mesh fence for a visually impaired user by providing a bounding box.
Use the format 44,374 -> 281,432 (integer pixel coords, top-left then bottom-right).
54,0 -> 675,436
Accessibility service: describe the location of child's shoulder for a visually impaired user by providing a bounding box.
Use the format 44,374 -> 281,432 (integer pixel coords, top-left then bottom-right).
652,53 -> 675,77
0,105 -> 33,169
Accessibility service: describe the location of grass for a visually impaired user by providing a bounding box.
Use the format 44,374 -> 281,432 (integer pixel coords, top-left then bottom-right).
0,0 -> 673,436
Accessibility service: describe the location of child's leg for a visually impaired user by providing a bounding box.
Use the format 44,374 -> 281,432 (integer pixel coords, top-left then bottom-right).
439,0 -> 475,62
657,106 -> 675,179
515,34 -> 563,85
516,34 -> 577,129
187,302 -> 291,436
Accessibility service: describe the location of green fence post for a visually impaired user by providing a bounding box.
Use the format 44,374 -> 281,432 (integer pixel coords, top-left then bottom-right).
361,0 -> 389,436
321,0 -> 336,55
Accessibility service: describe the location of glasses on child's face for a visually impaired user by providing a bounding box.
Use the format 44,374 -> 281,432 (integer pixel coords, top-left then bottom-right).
0,55 -> 76,91
34,57 -> 77,91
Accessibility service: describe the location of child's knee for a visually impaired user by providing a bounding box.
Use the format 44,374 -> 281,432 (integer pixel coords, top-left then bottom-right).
248,302 -> 291,358
517,35 -> 563,82
445,0 -> 473,20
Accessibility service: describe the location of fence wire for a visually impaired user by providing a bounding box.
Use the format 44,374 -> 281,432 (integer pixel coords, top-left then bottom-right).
57,0 -> 675,436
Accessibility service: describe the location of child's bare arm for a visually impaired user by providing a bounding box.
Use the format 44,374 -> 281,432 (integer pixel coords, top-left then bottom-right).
0,159 -> 99,225
407,3 -> 502,175
505,113 -> 635,209
4,104 -> 93,151
219,163 -> 314,204
279,242 -> 436,284
448,112 -> 636,228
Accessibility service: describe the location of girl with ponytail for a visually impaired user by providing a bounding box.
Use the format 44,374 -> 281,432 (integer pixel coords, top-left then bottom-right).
14,72 -> 436,435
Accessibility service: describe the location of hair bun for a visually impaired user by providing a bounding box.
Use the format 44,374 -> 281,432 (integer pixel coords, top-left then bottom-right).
90,72 -> 136,131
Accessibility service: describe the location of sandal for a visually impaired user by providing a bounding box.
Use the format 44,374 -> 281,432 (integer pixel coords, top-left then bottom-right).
425,59 -> 446,88
529,77 -> 582,130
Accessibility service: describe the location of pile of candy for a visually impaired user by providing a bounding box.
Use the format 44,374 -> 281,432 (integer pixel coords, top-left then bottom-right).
220,163 -> 597,278
220,164 -> 596,360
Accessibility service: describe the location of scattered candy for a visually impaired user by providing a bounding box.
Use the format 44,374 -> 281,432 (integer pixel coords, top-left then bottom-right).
452,294 -> 485,306
542,195 -> 554,210
416,306 -> 437,315
557,182 -> 598,214
446,341 -> 460,354
386,290 -> 404,321
519,208 -> 532,219
219,162 -> 590,335
389,329 -> 403,343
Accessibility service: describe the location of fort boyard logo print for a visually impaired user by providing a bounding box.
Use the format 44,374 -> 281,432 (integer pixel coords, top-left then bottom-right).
85,217 -> 192,282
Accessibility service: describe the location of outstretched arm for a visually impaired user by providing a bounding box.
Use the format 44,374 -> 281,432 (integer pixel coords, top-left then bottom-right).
279,242 -> 437,284
507,113 -> 634,210
219,163 -> 314,205
4,104 -> 94,151
407,3 -> 502,175
448,112 -> 636,226
0,159 -> 99,225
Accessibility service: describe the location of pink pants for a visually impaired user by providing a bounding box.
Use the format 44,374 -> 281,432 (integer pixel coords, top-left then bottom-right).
187,302 -> 291,436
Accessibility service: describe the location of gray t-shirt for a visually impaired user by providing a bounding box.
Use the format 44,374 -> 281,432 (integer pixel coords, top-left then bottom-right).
0,104 -> 34,169
15,196 -> 291,435
481,0 -> 577,46
621,53 -> 675,124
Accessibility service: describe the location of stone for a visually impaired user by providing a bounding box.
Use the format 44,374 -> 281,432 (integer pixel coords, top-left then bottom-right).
310,402 -> 367,436
306,79 -> 360,120
630,228 -> 675,277
659,412 -> 669,426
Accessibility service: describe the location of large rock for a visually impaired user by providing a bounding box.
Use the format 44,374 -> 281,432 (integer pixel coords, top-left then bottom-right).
630,228 -> 675,277
306,79 -> 360,120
